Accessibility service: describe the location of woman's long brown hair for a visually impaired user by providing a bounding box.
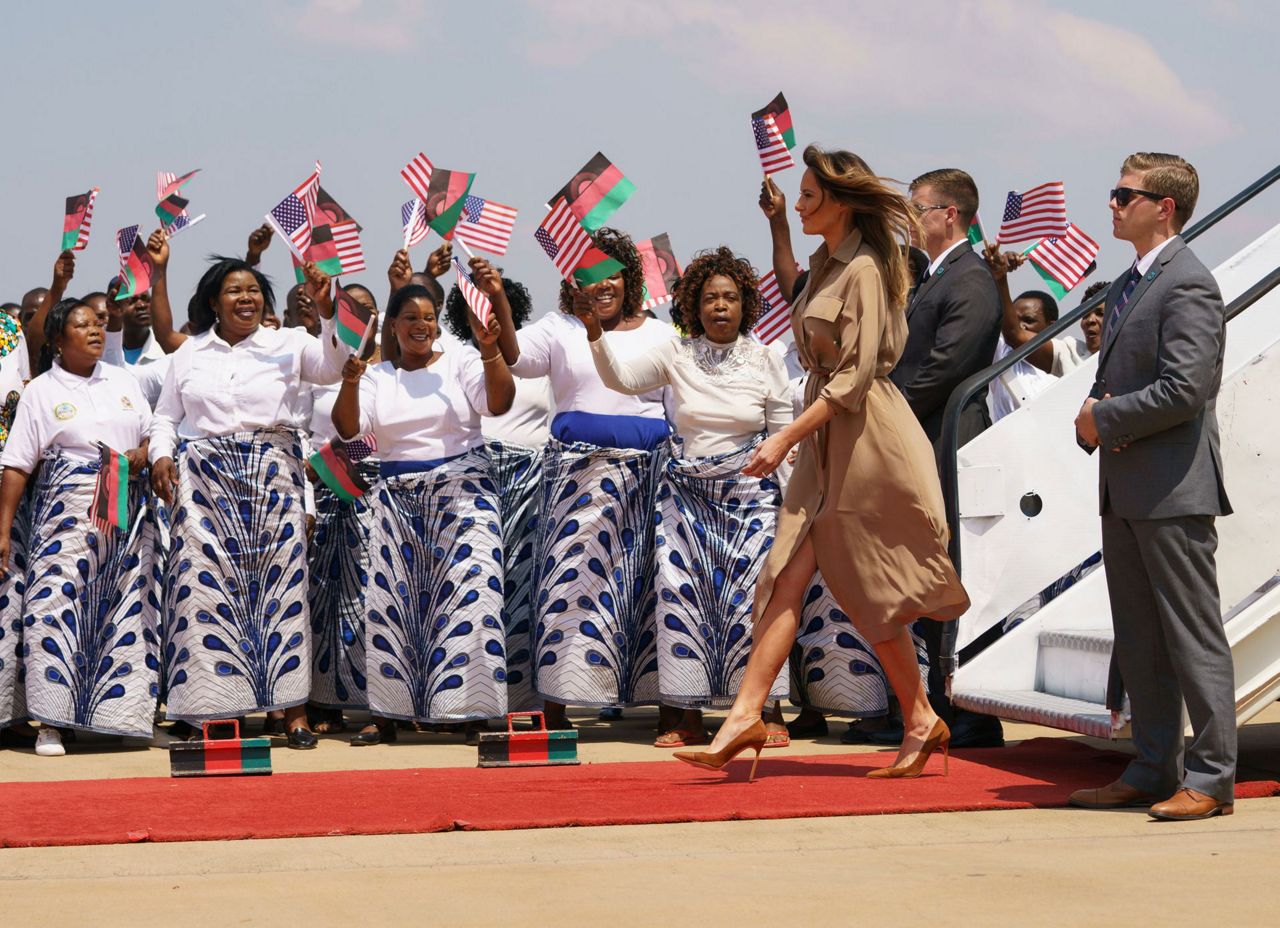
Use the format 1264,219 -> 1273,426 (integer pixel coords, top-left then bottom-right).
802,145 -> 921,310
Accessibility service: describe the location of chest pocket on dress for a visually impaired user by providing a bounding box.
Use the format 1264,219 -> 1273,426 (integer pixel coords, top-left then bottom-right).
803,295 -> 844,372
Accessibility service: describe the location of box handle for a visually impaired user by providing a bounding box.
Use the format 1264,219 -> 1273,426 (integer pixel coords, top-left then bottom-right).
506,711 -> 546,733
202,719 -> 240,741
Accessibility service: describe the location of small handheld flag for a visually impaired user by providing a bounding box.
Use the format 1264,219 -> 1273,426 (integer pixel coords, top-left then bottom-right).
156,192 -> 189,227
752,113 -> 794,175
309,438 -> 372,502
750,270 -> 793,345
455,194 -> 518,255
331,220 -> 366,274
422,167 -> 476,241
966,213 -> 987,247
751,92 -> 796,149
157,168 -> 200,200
265,161 -> 322,260
548,152 -> 635,232
333,285 -> 375,354
116,225 -> 154,300
90,444 -> 129,533
62,188 -> 99,252
401,152 -> 435,202
401,198 -> 429,249
1026,223 -> 1100,298
453,257 -> 492,328
534,199 -> 624,286
636,233 -> 681,311
996,181 -> 1068,245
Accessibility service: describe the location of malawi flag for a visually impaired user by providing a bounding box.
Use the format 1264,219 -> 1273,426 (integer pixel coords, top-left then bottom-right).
62,187 -> 99,251
549,152 -> 635,232
751,93 -> 795,150
423,168 -> 475,240
636,233 -> 681,310
156,192 -> 189,226
91,444 -> 129,533
305,224 -> 345,276
334,284 -> 375,352
309,438 -> 371,502
116,225 -> 154,299
967,215 -> 986,247
158,168 -> 200,199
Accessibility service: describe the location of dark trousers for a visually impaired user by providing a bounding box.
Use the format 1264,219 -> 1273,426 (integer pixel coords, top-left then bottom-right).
1101,512 -> 1236,802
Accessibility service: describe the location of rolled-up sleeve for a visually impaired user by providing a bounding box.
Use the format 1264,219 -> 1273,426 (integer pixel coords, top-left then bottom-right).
818,265 -> 884,414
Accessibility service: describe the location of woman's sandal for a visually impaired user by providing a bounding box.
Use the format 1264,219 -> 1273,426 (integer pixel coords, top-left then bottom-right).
764,727 -> 791,749
654,728 -> 709,748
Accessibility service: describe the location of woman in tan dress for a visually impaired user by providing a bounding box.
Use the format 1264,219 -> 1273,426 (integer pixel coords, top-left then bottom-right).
676,146 -> 969,780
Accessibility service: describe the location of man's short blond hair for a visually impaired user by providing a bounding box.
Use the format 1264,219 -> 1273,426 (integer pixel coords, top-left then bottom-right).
1121,152 -> 1199,231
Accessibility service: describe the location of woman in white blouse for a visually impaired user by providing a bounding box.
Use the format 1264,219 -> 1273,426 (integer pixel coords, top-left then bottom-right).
0,298 -> 156,756
148,238 -> 345,748
585,247 -> 794,747
331,283 -> 513,745
490,228 -> 676,730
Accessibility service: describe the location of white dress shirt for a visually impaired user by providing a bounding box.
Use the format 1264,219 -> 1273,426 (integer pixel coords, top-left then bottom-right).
927,239 -> 968,278
352,349 -> 494,462
988,337 -> 1057,421
1,361 -> 151,472
510,311 -> 675,418
1051,335 -> 1091,376
104,330 -> 168,367
591,334 -> 793,459
149,318 -> 344,462
481,375 -> 552,448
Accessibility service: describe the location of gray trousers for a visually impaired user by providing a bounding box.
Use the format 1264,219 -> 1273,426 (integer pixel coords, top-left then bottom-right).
1101,512 -> 1236,802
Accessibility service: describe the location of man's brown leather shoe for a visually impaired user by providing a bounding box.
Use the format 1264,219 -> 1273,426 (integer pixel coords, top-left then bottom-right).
1068,778 -> 1159,810
1149,787 -> 1234,821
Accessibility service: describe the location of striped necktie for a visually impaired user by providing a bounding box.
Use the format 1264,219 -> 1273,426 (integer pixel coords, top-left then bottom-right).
1108,265 -> 1142,333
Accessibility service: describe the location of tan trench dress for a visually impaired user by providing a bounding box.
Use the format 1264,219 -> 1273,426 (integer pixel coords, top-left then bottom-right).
753,230 -> 969,643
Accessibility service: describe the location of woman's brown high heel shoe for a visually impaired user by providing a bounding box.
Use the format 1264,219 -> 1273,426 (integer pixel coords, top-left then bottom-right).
673,720 -> 769,782
865,718 -> 950,779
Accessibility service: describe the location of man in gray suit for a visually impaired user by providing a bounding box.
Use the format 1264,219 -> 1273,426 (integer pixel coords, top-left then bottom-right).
1071,152 -> 1235,821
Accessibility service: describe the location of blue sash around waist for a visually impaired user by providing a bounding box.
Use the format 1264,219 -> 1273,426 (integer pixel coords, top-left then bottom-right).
551,411 -> 669,451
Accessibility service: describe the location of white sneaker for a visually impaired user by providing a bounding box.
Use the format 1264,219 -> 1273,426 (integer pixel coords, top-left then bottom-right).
35,727 -> 65,756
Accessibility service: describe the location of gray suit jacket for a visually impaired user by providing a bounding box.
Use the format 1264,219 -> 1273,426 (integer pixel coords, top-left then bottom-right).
1086,236 -> 1232,520
890,242 -> 1001,450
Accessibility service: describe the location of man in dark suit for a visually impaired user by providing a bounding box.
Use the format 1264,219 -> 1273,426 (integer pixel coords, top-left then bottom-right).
1071,152 -> 1235,821
887,169 -> 1003,748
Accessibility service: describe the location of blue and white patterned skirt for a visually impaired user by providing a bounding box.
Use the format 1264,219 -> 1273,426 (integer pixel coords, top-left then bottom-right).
20,453 -> 159,736
0,478 -> 30,728
654,440 -> 787,709
162,428 -> 311,720
364,448 -> 508,722
532,438 -> 664,708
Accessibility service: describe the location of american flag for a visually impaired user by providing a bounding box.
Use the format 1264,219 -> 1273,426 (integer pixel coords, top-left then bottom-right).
751,270 -> 793,345
332,220 -> 366,273
401,198 -> 429,249
752,113 -> 794,174
164,211 -> 206,238
453,257 -> 492,328
996,181 -> 1068,244
455,194 -> 517,255
266,161 -> 322,258
344,434 -> 378,462
534,198 -> 592,282
66,187 -> 99,252
156,172 -> 205,237
401,152 -> 434,202
117,224 -> 140,258
1027,223 -> 1100,292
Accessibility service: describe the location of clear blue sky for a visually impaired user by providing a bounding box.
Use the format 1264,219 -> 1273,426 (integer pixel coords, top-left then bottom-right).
2,1 -> 1276,318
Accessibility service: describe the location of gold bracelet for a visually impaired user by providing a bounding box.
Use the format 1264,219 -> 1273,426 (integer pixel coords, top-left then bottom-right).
480,351 -> 503,363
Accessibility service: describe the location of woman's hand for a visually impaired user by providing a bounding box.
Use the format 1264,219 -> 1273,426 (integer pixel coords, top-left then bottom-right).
471,312 -> 503,350
387,248 -> 413,294
52,250 -> 76,290
426,242 -> 453,278
469,257 -> 503,297
124,445 -> 149,474
302,262 -> 334,318
982,242 -> 1023,281
151,456 -> 179,507
570,287 -> 603,341
147,228 -> 170,270
742,433 -> 794,478
759,177 -> 787,225
246,224 -> 273,265
341,355 -> 367,383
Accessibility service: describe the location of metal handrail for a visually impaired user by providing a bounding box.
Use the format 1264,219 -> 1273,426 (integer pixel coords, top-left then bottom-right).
936,163 -> 1280,678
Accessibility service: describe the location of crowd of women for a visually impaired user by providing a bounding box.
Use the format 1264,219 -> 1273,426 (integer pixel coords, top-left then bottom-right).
0,145 -> 965,779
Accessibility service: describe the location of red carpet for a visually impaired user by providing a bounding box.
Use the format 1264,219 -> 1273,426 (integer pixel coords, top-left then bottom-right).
2,738 -> 1275,848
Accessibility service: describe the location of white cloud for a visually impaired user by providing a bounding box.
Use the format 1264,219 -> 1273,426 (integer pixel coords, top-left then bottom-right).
525,0 -> 1235,141
276,0 -> 432,51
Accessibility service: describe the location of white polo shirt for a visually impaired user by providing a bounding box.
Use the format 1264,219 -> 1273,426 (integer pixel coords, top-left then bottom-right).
1,361 -> 152,472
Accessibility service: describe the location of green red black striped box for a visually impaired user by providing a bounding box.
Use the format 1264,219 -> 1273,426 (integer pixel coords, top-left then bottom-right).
477,712 -> 579,767
169,720 -> 273,777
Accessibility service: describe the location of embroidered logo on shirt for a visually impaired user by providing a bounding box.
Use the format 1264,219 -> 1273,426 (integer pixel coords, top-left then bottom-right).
54,402 -> 77,421
120,395 -> 134,410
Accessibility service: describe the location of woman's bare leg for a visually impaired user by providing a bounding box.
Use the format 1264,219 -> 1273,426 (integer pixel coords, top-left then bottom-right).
706,535 -> 817,753
872,626 -> 940,765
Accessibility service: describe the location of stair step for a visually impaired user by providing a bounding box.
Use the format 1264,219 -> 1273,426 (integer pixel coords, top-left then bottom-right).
952,689 -> 1119,740
1039,628 -> 1113,654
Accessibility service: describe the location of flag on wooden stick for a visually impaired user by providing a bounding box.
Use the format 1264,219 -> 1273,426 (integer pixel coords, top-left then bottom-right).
61,188 -> 99,251
333,284 -> 375,353
996,181 -> 1068,244
401,198 -> 429,249
548,152 -> 635,232
90,444 -> 129,533
750,270 -> 793,345
637,233 -> 681,311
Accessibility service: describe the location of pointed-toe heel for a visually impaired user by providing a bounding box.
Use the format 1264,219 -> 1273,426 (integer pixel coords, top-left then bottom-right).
866,719 -> 951,779
673,720 -> 769,781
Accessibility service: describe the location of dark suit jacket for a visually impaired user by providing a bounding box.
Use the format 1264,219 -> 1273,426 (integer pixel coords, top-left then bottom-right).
1087,236 -> 1232,520
890,242 -> 1002,449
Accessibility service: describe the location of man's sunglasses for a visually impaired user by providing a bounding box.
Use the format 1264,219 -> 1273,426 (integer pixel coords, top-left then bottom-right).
1110,186 -> 1170,208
